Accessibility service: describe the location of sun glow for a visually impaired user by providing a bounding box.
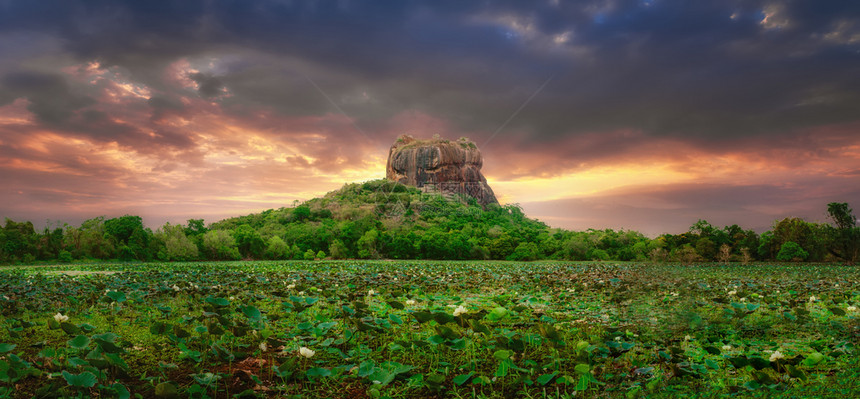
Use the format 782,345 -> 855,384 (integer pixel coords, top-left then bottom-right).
491,162 -> 694,204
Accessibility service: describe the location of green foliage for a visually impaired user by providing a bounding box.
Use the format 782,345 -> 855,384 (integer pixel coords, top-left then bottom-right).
233,224 -> 265,259
695,237 -> 717,261
117,245 -> 135,261
265,236 -> 290,260
356,229 -> 380,259
0,183 -> 857,264
58,250 -> 73,263
777,241 -> 809,261
328,239 -> 348,259
827,202 -> 860,263
201,230 -> 241,260
2,260 -> 860,397
156,223 -> 199,261
508,242 -> 541,261
827,202 -> 856,230
104,215 -> 144,244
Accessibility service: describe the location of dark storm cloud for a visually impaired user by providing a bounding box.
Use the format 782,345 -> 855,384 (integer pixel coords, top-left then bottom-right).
147,96 -> 187,121
1,71 -> 95,123
3,0 -> 858,157
188,72 -> 225,98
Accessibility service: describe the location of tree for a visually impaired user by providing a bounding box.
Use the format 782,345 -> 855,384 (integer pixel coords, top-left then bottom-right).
329,239 -> 349,259
290,244 -> 301,260
771,217 -> 827,261
104,215 -> 150,260
201,230 -> 241,260
265,236 -> 290,260
356,229 -> 380,259
689,219 -> 716,237
777,241 -> 808,261
508,242 -> 540,261
827,202 -> 856,230
293,205 -> 311,222
488,233 -> 518,259
587,248 -> 610,261
673,245 -> 702,265
104,215 -> 144,244
75,217 -> 114,259
717,244 -> 732,263
185,219 -> 207,237
827,202 -> 859,264
757,231 -> 776,260
58,250 -> 73,263
740,247 -> 752,265
387,233 -> 418,259
694,237 -> 717,261
233,224 -> 265,259
156,223 -> 199,261
1,219 -> 37,263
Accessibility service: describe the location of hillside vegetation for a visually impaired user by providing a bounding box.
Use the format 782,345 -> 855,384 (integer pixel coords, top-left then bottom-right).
0,179 -> 858,264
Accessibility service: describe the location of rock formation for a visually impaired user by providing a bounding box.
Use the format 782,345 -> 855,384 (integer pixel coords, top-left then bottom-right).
386,134 -> 499,206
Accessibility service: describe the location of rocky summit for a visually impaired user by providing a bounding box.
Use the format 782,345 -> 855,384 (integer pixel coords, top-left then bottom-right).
386,134 -> 499,206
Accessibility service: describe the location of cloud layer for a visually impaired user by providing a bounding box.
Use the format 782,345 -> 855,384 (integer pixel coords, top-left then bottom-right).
1,0 -> 859,233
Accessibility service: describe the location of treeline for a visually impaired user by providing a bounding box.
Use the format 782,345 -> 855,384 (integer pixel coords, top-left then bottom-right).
1,180 -> 858,264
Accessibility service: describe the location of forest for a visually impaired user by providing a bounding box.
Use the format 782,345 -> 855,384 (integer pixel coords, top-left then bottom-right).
0,180 -> 857,265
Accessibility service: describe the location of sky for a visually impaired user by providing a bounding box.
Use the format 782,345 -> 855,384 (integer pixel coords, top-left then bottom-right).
1,0 -> 859,236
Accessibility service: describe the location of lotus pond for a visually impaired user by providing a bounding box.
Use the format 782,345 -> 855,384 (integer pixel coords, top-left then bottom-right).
0,261 -> 858,398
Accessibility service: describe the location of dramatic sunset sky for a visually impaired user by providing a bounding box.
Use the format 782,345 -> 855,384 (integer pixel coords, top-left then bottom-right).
1,1 -> 859,236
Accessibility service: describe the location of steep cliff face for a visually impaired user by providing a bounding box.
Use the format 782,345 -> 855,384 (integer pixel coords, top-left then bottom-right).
386,134 -> 499,206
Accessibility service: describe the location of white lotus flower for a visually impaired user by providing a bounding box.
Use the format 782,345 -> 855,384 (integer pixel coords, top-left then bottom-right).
368,289 -> 376,296
259,342 -> 267,352
287,283 -> 296,289
769,350 -> 785,362
722,345 -> 732,351
453,305 -> 468,316
847,305 -> 857,312
172,284 -> 181,292
684,335 -> 692,341
740,297 -> 746,302
728,290 -> 737,296
229,296 -> 235,300
809,296 -> 817,302
53,313 -> 69,323
405,299 -> 416,306
670,292 -> 679,297
299,347 -> 315,358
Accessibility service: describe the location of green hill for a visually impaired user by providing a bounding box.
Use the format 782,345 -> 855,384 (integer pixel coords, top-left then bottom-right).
209,179 -> 552,260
